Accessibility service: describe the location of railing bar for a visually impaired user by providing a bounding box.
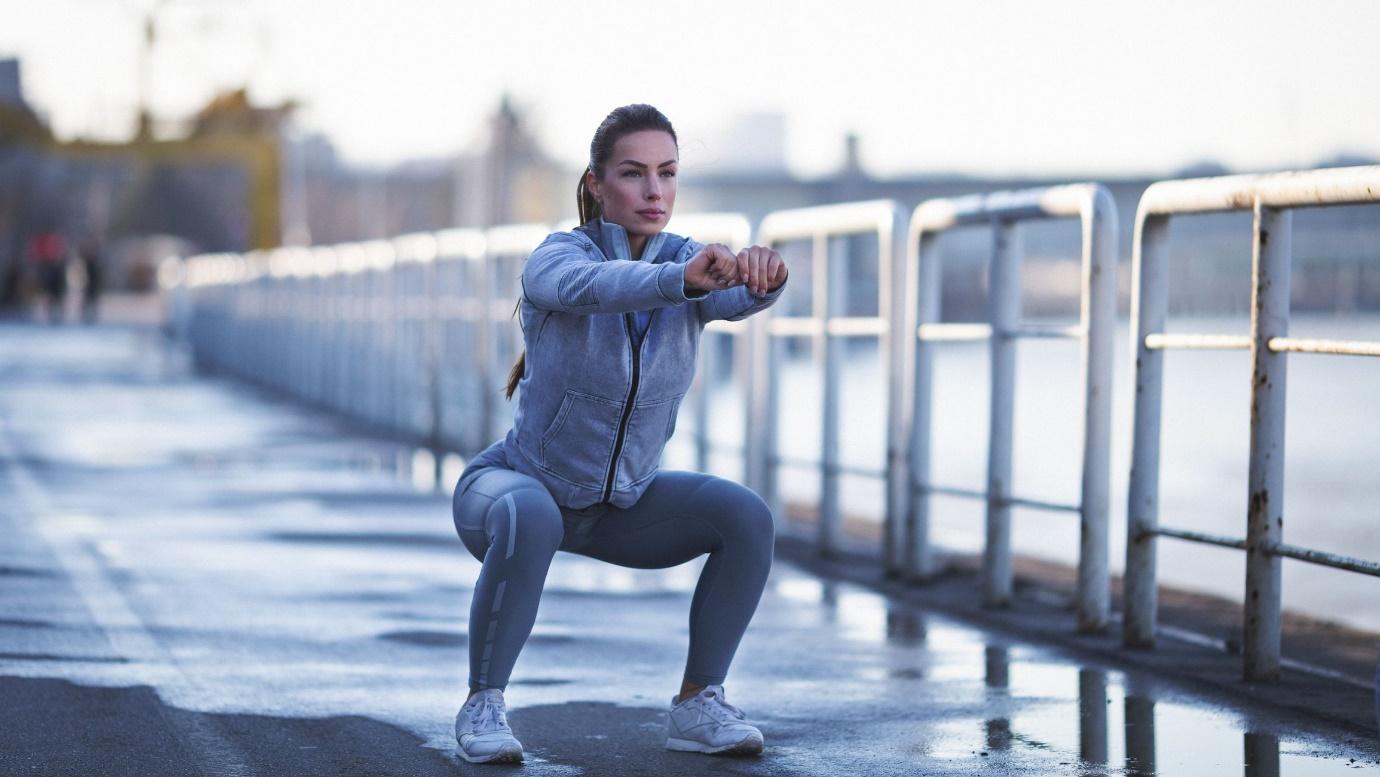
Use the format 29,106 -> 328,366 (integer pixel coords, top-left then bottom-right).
917,323 -> 992,342
1150,526 -> 1247,550
767,318 -> 886,337
1144,333 -> 1252,351
1017,324 -> 1085,339
911,484 -> 1079,514
1268,337 -> 1380,357
1271,543 -> 1380,577
1006,495 -> 1082,514
769,454 -> 885,479
915,483 -> 988,501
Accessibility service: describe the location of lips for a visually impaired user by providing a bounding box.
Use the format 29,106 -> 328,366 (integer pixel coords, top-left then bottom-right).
636,209 -> 665,218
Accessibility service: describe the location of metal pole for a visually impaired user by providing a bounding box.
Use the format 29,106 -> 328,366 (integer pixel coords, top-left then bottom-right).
1244,202 -> 1291,681
984,220 -> 1021,606
819,233 -> 842,556
1077,187 -> 1116,631
734,326 -> 753,485
881,207 -> 905,575
424,257 -> 444,481
476,252 -> 495,450
1124,214 -> 1170,648
759,317 -> 782,523
694,331 -> 714,474
906,234 -> 942,579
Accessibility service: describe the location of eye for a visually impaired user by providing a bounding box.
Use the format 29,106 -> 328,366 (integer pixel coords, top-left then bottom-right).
621,169 -> 642,178
660,169 -> 677,178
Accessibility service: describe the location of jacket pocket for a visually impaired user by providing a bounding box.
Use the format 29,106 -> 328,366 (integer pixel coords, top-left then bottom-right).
616,393 -> 685,487
538,389 -> 623,488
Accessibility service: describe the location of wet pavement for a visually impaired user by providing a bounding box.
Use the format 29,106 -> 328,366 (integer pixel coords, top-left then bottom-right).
2,323 -> 1378,776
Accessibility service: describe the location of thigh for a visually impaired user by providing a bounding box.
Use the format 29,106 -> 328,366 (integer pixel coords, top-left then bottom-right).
569,470 -> 739,569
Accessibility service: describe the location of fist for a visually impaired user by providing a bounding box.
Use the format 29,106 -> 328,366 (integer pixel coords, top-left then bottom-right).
684,243 -> 742,293
734,245 -> 787,297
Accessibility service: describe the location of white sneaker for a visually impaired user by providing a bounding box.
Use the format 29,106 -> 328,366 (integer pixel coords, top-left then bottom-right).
665,684 -> 764,755
455,689 -> 524,764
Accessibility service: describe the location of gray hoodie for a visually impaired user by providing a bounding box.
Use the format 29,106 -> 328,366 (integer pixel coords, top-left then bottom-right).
459,218 -> 786,509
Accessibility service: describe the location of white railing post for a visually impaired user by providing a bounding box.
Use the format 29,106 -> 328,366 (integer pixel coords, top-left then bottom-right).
904,231 -> 942,579
884,212 -> 912,576
1243,202 -> 1291,681
1077,188 -> 1117,632
819,233 -> 843,556
1124,214 -> 1170,648
984,219 -> 1022,607
750,312 -> 780,519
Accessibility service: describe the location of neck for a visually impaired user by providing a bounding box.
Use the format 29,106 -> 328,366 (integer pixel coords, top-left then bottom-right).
627,233 -> 648,261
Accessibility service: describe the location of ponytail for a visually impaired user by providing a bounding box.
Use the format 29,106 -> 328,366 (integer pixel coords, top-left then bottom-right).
502,103 -> 677,403
504,352 -> 524,401
503,299 -> 523,400
577,171 -> 601,224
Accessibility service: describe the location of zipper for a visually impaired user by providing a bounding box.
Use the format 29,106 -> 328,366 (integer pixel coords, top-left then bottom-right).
601,312 -> 642,503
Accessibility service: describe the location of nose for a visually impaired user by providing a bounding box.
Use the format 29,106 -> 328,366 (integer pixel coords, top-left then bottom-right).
645,176 -> 662,201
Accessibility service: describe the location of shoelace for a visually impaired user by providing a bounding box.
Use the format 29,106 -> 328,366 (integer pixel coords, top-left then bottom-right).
700,689 -> 747,722
467,697 -> 510,734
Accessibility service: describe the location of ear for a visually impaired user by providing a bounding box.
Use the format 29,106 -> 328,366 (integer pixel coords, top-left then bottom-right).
584,167 -> 602,202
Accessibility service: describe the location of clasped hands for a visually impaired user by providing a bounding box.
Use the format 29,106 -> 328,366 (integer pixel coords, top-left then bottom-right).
684,244 -> 787,298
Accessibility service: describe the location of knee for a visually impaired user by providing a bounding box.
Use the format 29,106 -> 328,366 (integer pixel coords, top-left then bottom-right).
702,480 -> 775,550
496,489 -> 565,557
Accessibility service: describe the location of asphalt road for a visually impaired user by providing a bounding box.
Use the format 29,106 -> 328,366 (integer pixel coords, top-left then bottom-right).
1,324 -> 1376,776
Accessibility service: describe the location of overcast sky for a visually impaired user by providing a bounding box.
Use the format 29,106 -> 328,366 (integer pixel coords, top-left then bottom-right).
3,0 -> 1378,178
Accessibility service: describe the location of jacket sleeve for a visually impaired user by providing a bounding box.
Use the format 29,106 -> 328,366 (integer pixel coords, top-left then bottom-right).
521,232 -> 699,315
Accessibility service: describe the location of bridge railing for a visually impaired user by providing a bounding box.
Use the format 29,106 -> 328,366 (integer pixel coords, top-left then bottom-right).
756,200 -> 903,556
898,185 -> 1118,631
174,170 -> 1380,664
172,195 -> 1109,632
1122,165 -> 1380,680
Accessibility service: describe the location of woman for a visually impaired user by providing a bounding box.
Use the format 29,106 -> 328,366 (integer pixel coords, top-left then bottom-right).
450,104 -> 788,764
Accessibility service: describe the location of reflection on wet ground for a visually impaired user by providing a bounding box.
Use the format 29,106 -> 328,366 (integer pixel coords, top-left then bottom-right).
1,325 -> 1377,775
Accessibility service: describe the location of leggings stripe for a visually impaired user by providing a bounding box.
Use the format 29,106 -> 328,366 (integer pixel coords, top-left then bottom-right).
502,493 -> 517,559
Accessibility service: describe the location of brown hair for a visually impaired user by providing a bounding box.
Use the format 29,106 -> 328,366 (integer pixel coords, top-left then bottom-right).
503,104 -> 678,401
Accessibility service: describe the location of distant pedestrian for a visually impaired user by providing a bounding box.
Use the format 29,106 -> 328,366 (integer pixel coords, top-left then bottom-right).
26,229 -> 67,324
450,104 -> 789,764
77,233 -> 105,324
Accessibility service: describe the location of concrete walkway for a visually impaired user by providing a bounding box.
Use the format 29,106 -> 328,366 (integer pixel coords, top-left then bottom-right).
1,323 -> 1376,776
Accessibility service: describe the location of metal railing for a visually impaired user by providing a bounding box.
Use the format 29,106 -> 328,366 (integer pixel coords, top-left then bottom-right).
170,168 -> 1380,663
755,200 -> 903,556
896,185 -> 1118,631
172,194 -> 1117,635
1123,165 -> 1380,679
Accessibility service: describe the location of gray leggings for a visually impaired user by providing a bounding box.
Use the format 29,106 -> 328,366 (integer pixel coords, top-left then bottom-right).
451,467 -> 775,693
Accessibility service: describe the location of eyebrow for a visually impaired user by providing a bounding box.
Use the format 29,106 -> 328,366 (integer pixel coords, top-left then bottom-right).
616,159 -> 678,168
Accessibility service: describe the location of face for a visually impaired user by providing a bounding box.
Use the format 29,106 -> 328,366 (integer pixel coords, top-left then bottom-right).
587,129 -> 678,239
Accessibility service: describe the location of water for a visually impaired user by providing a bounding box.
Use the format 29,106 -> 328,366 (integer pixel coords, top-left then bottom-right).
667,313 -> 1380,633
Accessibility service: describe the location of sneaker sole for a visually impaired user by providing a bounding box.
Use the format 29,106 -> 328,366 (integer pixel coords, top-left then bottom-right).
666,734 -> 764,756
458,742 -> 525,764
